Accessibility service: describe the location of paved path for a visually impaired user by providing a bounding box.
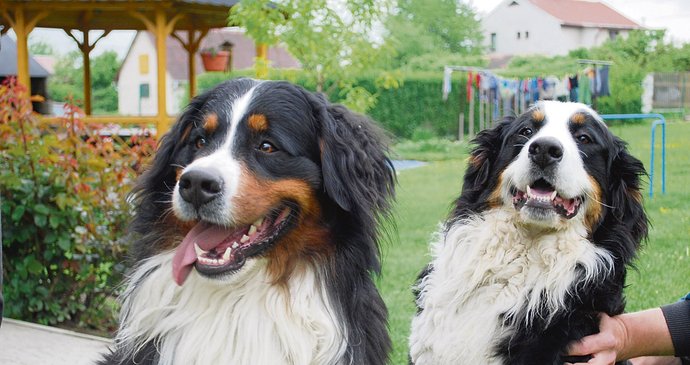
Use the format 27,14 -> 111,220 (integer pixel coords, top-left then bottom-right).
0,318 -> 111,365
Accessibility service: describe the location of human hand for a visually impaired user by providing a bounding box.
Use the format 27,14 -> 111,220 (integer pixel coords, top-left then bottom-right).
565,313 -> 629,365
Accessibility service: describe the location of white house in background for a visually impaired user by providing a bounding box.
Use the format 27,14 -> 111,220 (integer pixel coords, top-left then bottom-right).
483,0 -> 643,57
117,28 -> 299,116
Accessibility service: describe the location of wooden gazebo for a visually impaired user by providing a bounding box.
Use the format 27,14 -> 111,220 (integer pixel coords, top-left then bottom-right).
0,0 -> 266,135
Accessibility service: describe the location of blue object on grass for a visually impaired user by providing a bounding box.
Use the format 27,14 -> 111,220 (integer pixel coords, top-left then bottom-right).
600,113 -> 666,197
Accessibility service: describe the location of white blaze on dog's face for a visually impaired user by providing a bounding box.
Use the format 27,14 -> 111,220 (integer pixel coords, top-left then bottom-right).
501,101 -> 610,229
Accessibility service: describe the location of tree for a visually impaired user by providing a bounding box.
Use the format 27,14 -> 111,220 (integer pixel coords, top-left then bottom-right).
229,0 -> 398,112
29,40 -> 54,55
48,50 -> 120,114
386,0 -> 484,66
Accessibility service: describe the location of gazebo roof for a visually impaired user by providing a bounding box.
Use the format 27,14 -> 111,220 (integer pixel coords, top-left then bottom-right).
1,0 -> 239,31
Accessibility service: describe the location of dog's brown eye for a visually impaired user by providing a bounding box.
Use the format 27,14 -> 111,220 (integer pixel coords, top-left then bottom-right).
258,141 -> 276,153
195,137 -> 207,149
519,127 -> 533,137
577,134 -> 592,144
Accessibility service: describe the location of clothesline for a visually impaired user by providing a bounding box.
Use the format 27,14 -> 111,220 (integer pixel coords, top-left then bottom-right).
444,62 -> 614,139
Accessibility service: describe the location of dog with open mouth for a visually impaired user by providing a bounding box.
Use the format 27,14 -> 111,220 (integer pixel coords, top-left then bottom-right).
99,78 -> 395,365
409,101 -> 648,365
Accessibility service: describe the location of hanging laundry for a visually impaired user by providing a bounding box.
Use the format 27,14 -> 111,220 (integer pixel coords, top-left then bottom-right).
443,67 -> 452,101
588,67 -> 597,98
541,76 -> 559,100
555,76 -> 569,101
579,72 -> 592,105
598,65 -> 611,97
568,75 -> 579,102
529,78 -> 539,103
499,79 -> 516,116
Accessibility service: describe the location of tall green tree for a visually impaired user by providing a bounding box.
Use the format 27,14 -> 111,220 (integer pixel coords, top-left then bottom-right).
29,40 -> 54,55
48,50 -> 120,114
229,0 -> 398,112
386,0 -> 484,66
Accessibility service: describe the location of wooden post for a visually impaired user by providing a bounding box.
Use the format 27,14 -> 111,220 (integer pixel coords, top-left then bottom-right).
172,28 -> 207,99
64,27 -> 110,116
188,34 -> 197,98
2,7 -> 48,96
155,8 -> 169,135
82,30 -> 92,114
255,43 -> 268,79
13,7 -> 30,93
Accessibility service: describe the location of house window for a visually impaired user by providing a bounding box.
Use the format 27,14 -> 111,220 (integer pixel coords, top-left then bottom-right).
139,54 -> 149,75
490,33 -> 497,52
525,31 -> 529,39
139,83 -> 150,98
517,32 -> 521,39
609,30 -> 619,40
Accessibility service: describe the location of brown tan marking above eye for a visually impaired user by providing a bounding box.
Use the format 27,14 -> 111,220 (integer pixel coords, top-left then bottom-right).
532,110 -> 545,123
570,112 -> 587,125
248,114 -> 269,132
203,113 -> 219,134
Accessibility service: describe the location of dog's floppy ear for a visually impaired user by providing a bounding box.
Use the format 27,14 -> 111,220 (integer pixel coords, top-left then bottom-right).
607,137 -> 649,246
453,117 -> 513,218
308,93 -> 395,218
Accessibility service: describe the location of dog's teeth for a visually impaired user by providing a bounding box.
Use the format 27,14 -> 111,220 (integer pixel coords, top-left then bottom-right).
248,225 -> 257,236
194,243 -> 204,256
550,191 -> 558,200
240,235 -> 250,243
223,247 -> 232,261
253,217 -> 264,227
526,186 -> 532,197
232,242 -> 239,249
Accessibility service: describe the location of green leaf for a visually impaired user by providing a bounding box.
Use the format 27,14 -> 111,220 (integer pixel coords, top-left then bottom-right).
49,215 -> 62,229
25,256 -> 43,274
34,214 -> 47,227
11,205 -> 26,221
57,236 -> 72,251
33,203 -> 50,215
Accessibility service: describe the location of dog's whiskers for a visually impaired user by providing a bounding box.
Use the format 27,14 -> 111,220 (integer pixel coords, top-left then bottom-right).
584,191 -> 615,209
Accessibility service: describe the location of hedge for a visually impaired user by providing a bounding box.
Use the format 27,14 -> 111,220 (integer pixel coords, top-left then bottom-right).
198,70 -> 470,139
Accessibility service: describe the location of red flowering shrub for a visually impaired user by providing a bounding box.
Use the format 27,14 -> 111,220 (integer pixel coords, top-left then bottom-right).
0,78 -> 156,331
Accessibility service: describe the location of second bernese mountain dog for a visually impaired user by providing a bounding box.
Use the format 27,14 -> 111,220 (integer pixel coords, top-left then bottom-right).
410,101 -> 648,365
100,78 -> 395,365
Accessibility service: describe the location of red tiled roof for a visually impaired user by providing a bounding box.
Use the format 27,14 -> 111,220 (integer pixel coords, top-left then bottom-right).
529,0 -> 642,29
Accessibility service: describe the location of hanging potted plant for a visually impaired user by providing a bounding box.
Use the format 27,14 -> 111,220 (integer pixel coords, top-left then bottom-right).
200,47 -> 230,72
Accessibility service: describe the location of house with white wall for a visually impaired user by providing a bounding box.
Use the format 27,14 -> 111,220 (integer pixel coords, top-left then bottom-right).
117,28 -> 299,116
483,0 -> 642,57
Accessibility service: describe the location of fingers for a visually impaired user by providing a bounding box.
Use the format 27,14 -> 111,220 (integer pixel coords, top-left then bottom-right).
564,351 -> 617,365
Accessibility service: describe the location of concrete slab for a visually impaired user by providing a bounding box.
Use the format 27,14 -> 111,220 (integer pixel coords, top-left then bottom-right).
0,318 -> 111,365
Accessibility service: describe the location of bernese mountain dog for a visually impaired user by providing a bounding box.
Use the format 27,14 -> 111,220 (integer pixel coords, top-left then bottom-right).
100,78 -> 395,365
409,101 -> 648,365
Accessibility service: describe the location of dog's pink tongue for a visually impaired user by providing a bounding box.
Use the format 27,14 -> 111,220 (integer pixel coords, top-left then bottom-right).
172,222 -> 233,286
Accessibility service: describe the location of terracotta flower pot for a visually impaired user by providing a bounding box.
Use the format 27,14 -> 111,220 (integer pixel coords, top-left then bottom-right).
201,51 -> 230,72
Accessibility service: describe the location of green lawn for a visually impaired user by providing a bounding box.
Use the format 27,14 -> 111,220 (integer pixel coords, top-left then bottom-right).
380,120 -> 690,364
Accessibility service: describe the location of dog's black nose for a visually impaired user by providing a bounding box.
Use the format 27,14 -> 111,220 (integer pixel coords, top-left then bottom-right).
179,169 -> 223,208
528,137 -> 563,168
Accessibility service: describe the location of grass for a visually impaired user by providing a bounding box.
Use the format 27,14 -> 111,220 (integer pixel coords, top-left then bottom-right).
380,120 -> 690,364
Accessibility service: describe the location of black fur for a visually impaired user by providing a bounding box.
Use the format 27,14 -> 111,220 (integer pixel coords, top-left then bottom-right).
413,107 -> 648,365
100,79 -> 394,365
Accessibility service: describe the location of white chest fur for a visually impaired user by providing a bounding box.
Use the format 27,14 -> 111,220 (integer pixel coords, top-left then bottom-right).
409,209 -> 612,365
116,253 -> 346,365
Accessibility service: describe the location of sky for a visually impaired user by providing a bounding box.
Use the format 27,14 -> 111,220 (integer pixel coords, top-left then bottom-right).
15,0 -> 690,60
